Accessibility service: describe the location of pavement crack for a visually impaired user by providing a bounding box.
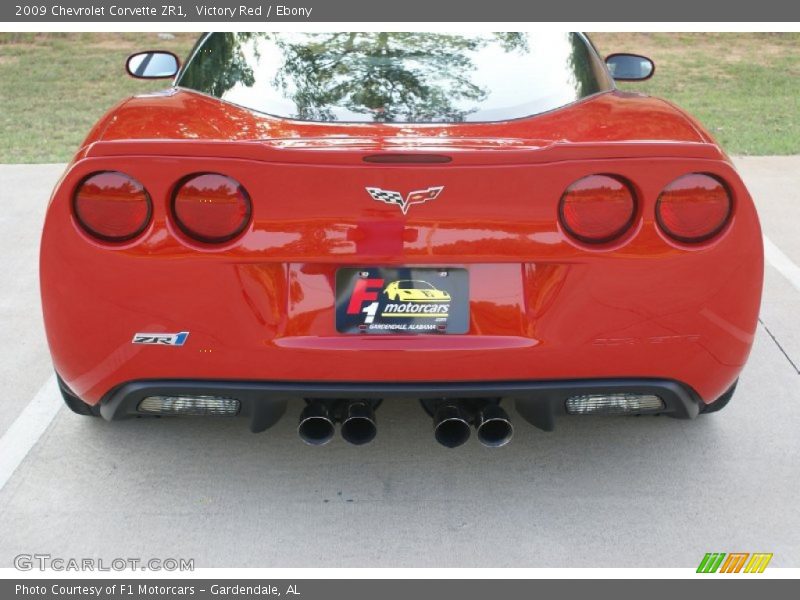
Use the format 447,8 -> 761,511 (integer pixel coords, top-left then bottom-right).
759,318 -> 800,375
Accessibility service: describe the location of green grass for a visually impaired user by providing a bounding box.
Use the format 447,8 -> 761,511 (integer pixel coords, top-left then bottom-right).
0,33 -> 798,162
0,33 -> 196,163
591,33 -> 800,155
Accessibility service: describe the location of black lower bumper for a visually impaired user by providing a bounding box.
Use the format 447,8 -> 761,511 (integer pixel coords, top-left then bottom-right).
99,378 -> 704,432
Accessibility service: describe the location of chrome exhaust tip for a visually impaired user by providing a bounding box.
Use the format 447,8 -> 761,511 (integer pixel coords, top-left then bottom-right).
475,404 -> 513,447
433,403 -> 471,448
298,402 -> 335,446
340,401 -> 377,446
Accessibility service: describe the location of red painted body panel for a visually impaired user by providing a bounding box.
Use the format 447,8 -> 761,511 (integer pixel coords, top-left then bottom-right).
80,89 -> 712,149
41,89 -> 763,406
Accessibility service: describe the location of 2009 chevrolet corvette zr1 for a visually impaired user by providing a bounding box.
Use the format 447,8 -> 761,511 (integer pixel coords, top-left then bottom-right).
40,33 -> 763,448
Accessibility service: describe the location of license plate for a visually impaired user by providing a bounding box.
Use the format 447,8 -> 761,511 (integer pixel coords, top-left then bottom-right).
335,268 -> 469,335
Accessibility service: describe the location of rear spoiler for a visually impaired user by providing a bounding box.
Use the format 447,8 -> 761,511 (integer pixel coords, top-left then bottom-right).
78,138 -> 726,166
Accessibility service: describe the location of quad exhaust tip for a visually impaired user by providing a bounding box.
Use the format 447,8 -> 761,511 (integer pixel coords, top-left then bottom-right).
475,404 -> 513,448
300,399 -> 510,448
299,401 -> 377,446
433,403 -> 472,448
298,402 -> 335,446
432,402 -> 513,448
340,401 -> 377,446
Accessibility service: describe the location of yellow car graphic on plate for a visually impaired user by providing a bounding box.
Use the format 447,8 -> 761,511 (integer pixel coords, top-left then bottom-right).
384,280 -> 451,302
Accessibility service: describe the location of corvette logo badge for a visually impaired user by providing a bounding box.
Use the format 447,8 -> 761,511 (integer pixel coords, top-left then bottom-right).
365,186 -> 444,214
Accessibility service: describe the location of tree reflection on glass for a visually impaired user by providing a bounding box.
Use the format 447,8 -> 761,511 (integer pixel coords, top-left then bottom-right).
177,32 -> 612,123
269,32 -> 526,122
178,33 -> 257,98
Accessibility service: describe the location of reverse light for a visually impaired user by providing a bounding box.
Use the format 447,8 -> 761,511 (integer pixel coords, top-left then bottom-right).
138,395 -> 240,416
172,173 -> 251,243
73,171 -> 151,242
656,173 -> 732,243
565,393 -> 665,415
559,174 -> 636,243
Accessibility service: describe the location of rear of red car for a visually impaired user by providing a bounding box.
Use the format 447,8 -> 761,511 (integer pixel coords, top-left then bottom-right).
40,33 -> 763,446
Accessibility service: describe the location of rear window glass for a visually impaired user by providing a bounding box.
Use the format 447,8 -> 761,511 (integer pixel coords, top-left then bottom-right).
177,32 -> 613,124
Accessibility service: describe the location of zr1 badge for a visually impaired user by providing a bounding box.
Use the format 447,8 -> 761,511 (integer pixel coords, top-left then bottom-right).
132,332 -> 189,346
335,268 -> 469,335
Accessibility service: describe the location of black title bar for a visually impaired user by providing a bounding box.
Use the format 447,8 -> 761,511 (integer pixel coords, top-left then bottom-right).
2,0 -> 800,22
3,579 -> 798,600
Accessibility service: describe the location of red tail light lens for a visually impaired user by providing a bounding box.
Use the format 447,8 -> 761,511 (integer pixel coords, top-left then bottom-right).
559,175 -> 636,243
73,171 -> 151,242
656,174 -> 732,243
172,174 -> 251,243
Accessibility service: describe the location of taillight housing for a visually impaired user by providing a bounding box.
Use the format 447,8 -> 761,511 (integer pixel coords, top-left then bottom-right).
559,174 -> 637,243
73,171 -> 152,242
656,173 -> 732,243
172,173 -> 251,243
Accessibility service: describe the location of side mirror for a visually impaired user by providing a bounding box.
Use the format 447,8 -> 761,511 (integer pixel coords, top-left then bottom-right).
605,53 -> 655,82
126,51 -> 180,79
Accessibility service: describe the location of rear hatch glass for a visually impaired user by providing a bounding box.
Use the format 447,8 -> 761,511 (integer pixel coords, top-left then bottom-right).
177,32 -> 613,124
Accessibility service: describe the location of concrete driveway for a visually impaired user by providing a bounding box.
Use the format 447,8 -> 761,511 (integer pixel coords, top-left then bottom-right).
0,158 -> 798,568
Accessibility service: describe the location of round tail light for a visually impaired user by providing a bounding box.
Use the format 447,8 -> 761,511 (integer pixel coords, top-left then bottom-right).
73,171 -> 151,242
656,173 -> 732,243
559,175 -> 636,243
172,173 -> 251,243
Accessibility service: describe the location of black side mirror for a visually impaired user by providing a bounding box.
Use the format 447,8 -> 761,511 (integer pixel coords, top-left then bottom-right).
605,53 -> 655,82
126,51 -> 180,79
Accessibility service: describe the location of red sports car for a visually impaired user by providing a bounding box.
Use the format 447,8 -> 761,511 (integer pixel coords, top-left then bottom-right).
40,33 -> 763,448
